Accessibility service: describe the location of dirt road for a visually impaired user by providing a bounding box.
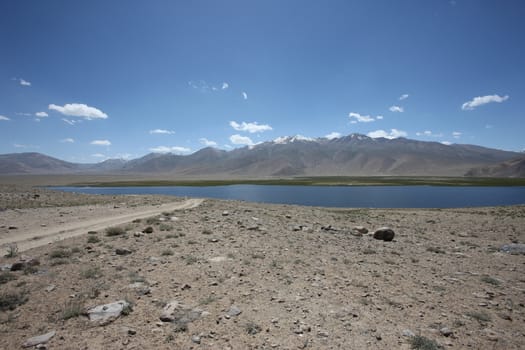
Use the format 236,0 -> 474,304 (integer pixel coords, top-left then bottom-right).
1,198 -> 204,252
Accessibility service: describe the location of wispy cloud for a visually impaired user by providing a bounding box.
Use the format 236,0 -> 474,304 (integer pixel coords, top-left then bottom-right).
325,132 -> 341,140
348,112 -> 381,123
62,118 -> 79,126
367,129 -> 407,139
389,105 -> 404,113
149,146 -> 191,154
14,143 -> 39,149
189,80 -> 230,93
452,131 -> 462,139
90,140 -> 111,146
149,129 -> 175,135
230,121 -> 272,133
60,138 -> 75,143
229,134 -> 254,146
242,92 -> 248,100
0,115 -> 10,121
35,111 -> 48,118
19,78 -> 31,86
441,141 -> 452,146
199,138 -> 218,147
416,130 -> 443,137
91,153 -> 107,158
399,94 -> 409,100
461,94 -> 509,110
49,103 -> 108,119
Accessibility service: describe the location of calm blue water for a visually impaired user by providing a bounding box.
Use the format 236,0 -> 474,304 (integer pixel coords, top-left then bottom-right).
52,185 -> 525,208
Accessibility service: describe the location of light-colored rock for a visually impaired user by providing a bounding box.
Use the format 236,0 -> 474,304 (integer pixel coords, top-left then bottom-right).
87,300 -> 131,325
226,305 -> 242,317
23,331 -> 55,348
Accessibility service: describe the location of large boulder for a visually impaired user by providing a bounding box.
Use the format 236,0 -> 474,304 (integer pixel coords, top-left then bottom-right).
373,227 -> 395,242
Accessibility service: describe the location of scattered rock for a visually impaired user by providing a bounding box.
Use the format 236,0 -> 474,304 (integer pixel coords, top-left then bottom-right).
500,243 -> 525,255
191,334 -> 201,344
87,300 -> 131,325
8,226 -> 18,230
160,300 -> 203,329
226,305 -> 242,317
10,258 -> 39,271
133,232 -> 144,237
115,248 -> 132,255
402,329 -> 415,337
373,227 -> 395,242
440,327 -> 453,337
128,282 -> 151,295
142,226 -> 154,234
222,211 -> 230,216
45,285 -> 56,293
22,331 -> 55,348
353,226 -> 368,234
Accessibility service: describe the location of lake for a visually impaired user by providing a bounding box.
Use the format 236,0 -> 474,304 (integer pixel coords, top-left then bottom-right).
52,185 -> 525,208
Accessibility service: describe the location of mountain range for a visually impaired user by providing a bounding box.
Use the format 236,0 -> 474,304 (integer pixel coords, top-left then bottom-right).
0,134 -> 523,177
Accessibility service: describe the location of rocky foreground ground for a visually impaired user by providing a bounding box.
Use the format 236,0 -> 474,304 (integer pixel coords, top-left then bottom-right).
1,186 -> 524,349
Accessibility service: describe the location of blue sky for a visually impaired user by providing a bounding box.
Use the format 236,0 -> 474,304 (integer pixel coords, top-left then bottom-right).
1,0 -> 524,162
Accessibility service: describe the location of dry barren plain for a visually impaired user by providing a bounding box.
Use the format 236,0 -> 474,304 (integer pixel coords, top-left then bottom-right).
1,184 -> 524,349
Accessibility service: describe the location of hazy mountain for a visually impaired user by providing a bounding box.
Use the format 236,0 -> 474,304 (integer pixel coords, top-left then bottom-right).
0,135 -> 521,176
465,155 -> 525,177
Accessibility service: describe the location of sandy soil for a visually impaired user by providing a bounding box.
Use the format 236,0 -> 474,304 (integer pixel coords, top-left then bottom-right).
1,185 -> 524,349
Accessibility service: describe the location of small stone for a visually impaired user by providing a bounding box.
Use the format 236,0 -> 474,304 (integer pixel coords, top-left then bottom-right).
373,227 -> 395,242
226,305 -> 242,317
222,211 -> 229,216
8,226 -> 18,230
45,285 -> 56,293
317,330 -> 329,337
191,335 -> 201,344
142,226 -> 154,234
500,243 -> 525,255
353,226 -> 368,234
133,232 -> 143,237
440,327 -> 453,337
402,329 -> 415,337
127,329 -> 137,335
115,248 -> 132,255
10,262 -> 26,271
23,331 -> 55,348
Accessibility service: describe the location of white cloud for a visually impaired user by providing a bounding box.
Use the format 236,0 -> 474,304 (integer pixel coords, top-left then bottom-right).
90,140 -> 111,146
348,112 -> 377,123
376,115 -> 384,120
199,138 -> 218,147
229,134 -> 254,146
49,103 -> 108,119
389,105 -> 404,113
242,92 -> 248,100
367,129 -> 407,139
19,78 -> 31,86
325,132 -> 341,140
399,94 -> 409,100
149,129 -> 175,135
60,138 -> 75,143
91,153 -> 106,158
0,115 -> 10,121
441,141 -> 452,146
222,82 -> 229,90
35,111 -> 48,118
416,130 -> 443,137
230,121 -> 272,133
149,146 -> 191,154
452,131 -> 462,139
461,94 -> 509,110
